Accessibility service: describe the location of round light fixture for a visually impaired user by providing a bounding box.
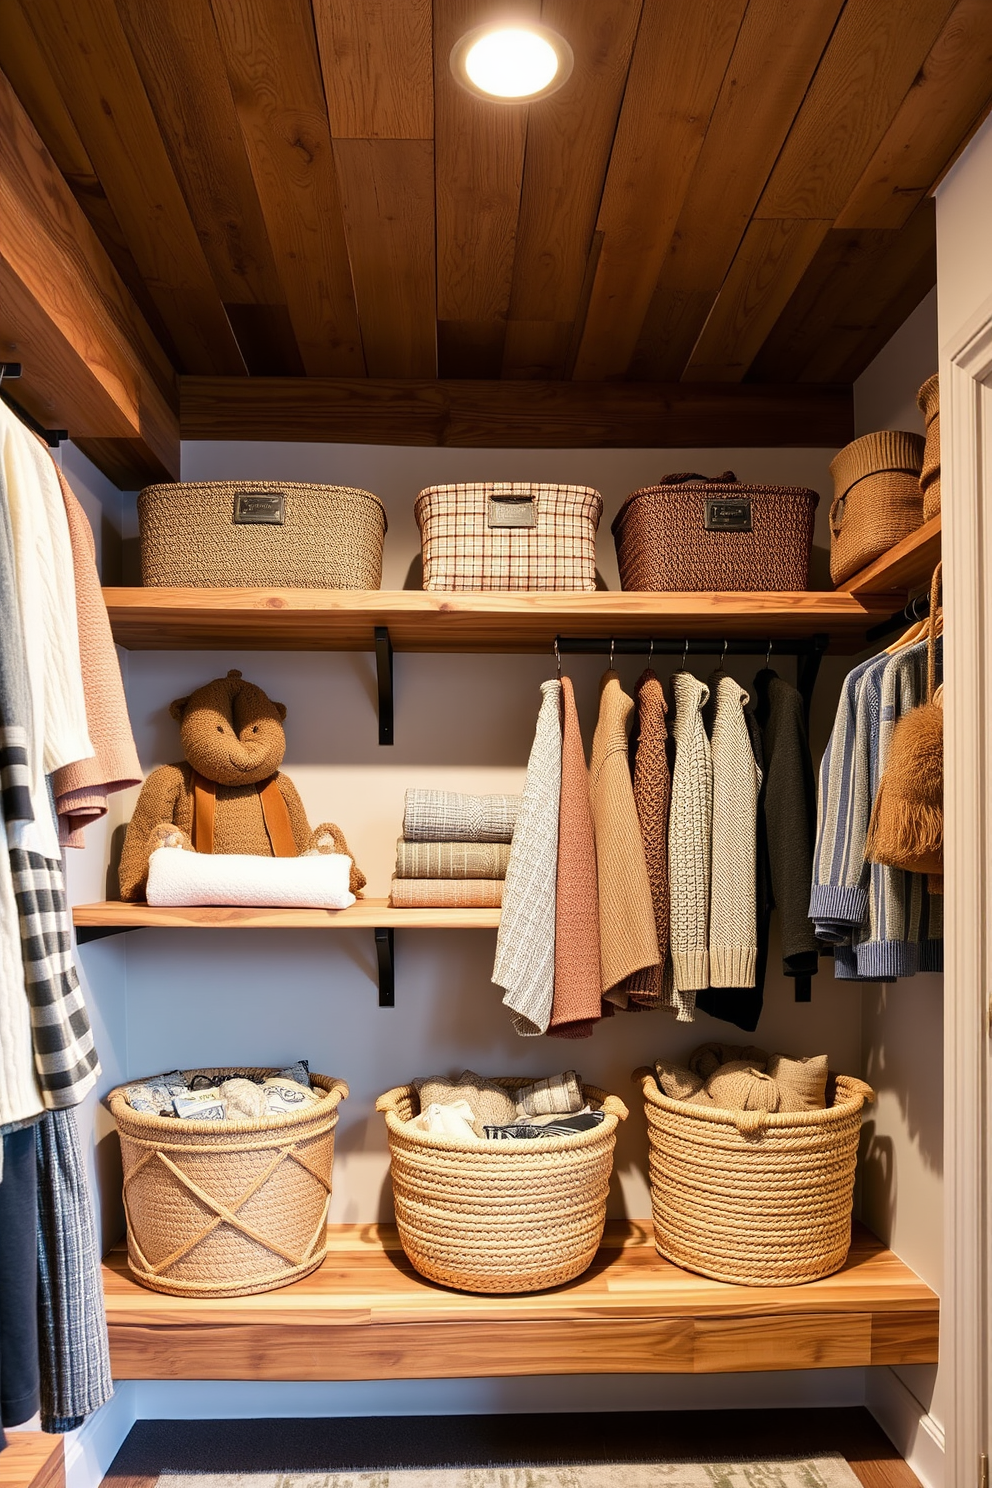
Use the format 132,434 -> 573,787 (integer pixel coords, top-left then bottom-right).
450,23 -> 573,103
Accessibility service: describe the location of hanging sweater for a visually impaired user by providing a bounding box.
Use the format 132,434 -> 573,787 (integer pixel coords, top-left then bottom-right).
549,676 -> 604,1039
668,671 -> 713,1014
51,468 -> 141,847
589,671 -> 660,1004
621,670 -> 671,1008
707,672 -> 760,988
494,679 -> 562,1036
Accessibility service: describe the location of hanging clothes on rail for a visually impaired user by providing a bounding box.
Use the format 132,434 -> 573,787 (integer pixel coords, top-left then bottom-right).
668,670 -> 712,1021
624,670 -> 672,1011
706,671 -> 761,990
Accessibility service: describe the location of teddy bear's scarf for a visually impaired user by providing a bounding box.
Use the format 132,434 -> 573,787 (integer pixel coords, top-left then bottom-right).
190,772 -> 297,857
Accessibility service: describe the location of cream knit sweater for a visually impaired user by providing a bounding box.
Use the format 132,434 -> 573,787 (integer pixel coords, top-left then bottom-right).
668,670 -> 712,1013
589,670 -> 660,1002
708,672 -> 761,987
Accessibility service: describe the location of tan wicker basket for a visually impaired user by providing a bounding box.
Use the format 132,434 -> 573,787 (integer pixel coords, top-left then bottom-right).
109,1068 -> 348,1297
611,474 -> 818,592
414,482 -> 603,591
829,433 -> 924,585
138,481 -> 386,588
376,1078 -> 628,1293
635,1068 -> 873,1286
917,375 -> 940,520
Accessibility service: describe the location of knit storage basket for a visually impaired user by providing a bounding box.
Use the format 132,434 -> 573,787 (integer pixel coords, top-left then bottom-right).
109,1068 -> 348,1297
635,1068 -> 874,1286
414,482 -> 603,591
138,482 -> 386,588
376,1078 -> 628,1292
917,375 -> 941,520
828,433 -> 925,585
611,474 -> 818,592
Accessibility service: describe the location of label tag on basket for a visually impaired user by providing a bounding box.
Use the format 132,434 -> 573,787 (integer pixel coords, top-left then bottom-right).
233,492 -> 285,524
704,497 -> 752,532
488,496 -> 536,528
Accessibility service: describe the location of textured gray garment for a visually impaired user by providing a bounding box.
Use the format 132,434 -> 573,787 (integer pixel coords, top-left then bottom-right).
668,671 -> 713,1018
35,1107 -> 113,1431
403,789 -> 521,843
493,680 -> 563,1036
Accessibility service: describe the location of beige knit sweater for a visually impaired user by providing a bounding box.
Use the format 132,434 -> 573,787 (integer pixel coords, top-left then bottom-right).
589,670 -> 660,1002
668,670 -> 712,1014
707,671 -> 761,987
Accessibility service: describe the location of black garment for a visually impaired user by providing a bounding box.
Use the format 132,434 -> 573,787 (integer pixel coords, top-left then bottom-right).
0,1126 -> 40,1429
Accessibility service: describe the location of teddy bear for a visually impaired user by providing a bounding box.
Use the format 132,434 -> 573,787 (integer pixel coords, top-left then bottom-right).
118,669 -> 365,902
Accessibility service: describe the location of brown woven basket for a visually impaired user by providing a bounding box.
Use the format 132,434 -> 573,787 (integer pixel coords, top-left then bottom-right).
138,481 -> 386,588
611,474 -> 817,591
376,1078 -> 628,1293
414,483 -> 603,591
829,433 -> 925,585
917,375 -> 940,520
635,1068 -> 873,1286
109,1068 -> 348,1297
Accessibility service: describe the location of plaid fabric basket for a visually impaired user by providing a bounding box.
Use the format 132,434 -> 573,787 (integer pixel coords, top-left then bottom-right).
414,483 -> 603,591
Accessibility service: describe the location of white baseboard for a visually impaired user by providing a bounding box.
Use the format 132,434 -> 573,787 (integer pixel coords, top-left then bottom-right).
62,1383 -> 137,1488
131,1369 -> 866,1419
866,1367 -> 945,1488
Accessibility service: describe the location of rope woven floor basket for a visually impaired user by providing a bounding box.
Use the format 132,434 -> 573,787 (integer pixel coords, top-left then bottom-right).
376,1078 -> 628,1294
109,1068 -> 348,1297
138,481 -> 386,588
634,1068 -> 874,1286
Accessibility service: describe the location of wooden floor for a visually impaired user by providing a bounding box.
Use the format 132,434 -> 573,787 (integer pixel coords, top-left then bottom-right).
103,1221 -> 938,1382
98,1407 -> 922,1488
0,1434 -> 64,1488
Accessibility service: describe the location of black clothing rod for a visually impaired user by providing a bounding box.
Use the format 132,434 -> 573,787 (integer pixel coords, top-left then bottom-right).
865,597 -> 930,644
555,634 -> 829,658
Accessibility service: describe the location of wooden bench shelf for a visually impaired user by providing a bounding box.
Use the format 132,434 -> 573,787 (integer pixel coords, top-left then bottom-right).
103,587 -> 897,654
838,515 -> 941,596
102,1221 -> 938,1380
72,898 -> 500,932
0,1435 -> 63,1488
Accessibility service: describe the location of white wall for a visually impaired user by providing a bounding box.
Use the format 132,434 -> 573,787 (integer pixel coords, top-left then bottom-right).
936,113 -> 992,345
854,289 -> 936,438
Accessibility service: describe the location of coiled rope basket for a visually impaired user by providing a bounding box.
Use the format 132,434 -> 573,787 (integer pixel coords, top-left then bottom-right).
634,1068 -> 874,1286
376,1078 -> 628,1294
109,1068 -> 348,1297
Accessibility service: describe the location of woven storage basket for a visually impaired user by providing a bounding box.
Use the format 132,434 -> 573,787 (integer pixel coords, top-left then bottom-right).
138,481 -> 386,588
414,482 -> 603,591
917,375 -> 941,520
376,1078 -> 627,1293
611,473 -> 817,592
828,433 -> 925,585
635,1068 -> 874,1286
109,1068 -> 348,1297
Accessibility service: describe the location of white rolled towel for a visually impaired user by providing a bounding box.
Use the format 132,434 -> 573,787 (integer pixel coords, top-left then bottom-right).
146,847 -> 356,909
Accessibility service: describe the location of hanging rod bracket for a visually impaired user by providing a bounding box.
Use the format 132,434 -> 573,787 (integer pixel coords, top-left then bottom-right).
796,633 -> 829,727
75,924 -> 135,945
0,363 -> 68,446
374,626 -> 394,746
375,926 -> 395,1007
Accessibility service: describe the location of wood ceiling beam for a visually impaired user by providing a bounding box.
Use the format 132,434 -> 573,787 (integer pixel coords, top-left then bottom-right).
0,66 -> 179,485
22,0 -> 247,376
180,377 -> 852,448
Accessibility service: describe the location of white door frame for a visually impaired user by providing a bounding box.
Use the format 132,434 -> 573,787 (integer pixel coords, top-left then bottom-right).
943,294 -> 992,1487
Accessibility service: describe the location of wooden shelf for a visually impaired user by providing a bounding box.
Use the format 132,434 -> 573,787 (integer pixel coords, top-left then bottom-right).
0,1435 -> 63,1488
838,515 -> 941,596
102,1221 -> 938,1380
103,588 -> 898,654
71,898 -> 500,932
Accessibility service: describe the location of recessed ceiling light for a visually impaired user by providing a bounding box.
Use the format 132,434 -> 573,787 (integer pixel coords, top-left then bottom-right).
450,23 -> 574,103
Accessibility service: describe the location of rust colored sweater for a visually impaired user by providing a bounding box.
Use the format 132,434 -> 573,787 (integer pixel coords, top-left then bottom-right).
620,670 -> 671,1007
549,675 -> 604,1039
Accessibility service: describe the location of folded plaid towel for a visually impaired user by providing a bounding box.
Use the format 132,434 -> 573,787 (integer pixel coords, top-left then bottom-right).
395,839 -> 511,879
403,790 -> 521,843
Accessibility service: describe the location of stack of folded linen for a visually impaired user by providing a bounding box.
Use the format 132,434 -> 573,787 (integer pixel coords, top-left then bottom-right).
389,788 -> 520,907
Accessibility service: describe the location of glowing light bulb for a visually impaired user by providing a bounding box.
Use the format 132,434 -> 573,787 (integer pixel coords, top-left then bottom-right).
450,24 -> 573,103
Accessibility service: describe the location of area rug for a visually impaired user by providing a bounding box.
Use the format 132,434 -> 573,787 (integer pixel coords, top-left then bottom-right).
158,1457 -> 861,1487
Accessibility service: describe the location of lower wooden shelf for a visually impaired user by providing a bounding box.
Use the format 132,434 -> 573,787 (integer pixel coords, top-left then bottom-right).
71,898 -> 501,932
0,1434 -> 64,1488
102,1221 -> 938,1380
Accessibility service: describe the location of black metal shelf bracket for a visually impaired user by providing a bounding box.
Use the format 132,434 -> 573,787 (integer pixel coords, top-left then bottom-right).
0,363 -> 68,446
374,626 -> 394,746
75,924 -> 135,945
375,926 -> 395,1007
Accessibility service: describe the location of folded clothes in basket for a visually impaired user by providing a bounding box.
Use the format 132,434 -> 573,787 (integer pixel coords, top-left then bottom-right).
403,789 -> 521,843
125,1062 -> 318,1119
485,1111 -> 604,1140
145,845 -> 356,908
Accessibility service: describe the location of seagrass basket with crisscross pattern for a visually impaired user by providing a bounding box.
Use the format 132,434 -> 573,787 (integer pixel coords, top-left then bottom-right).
109,1068 -> 348,1297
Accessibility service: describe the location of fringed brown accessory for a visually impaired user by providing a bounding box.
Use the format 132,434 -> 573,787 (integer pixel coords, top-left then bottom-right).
866,564 -> 943,874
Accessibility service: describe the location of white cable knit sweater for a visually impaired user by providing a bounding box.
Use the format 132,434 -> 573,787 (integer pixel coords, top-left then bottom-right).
668,671 -> 712,1014
708,672 -> 761,987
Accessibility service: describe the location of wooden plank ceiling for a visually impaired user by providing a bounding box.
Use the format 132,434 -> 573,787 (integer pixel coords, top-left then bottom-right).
1,0 -> 990,414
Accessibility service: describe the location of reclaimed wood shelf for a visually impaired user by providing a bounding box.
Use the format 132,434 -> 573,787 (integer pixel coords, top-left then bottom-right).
838,515 -> 941,596
102,588 -> 898,654
102,1221 -> 938,1381
71,898 -> 500,932
0,1435 -> 64,1488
